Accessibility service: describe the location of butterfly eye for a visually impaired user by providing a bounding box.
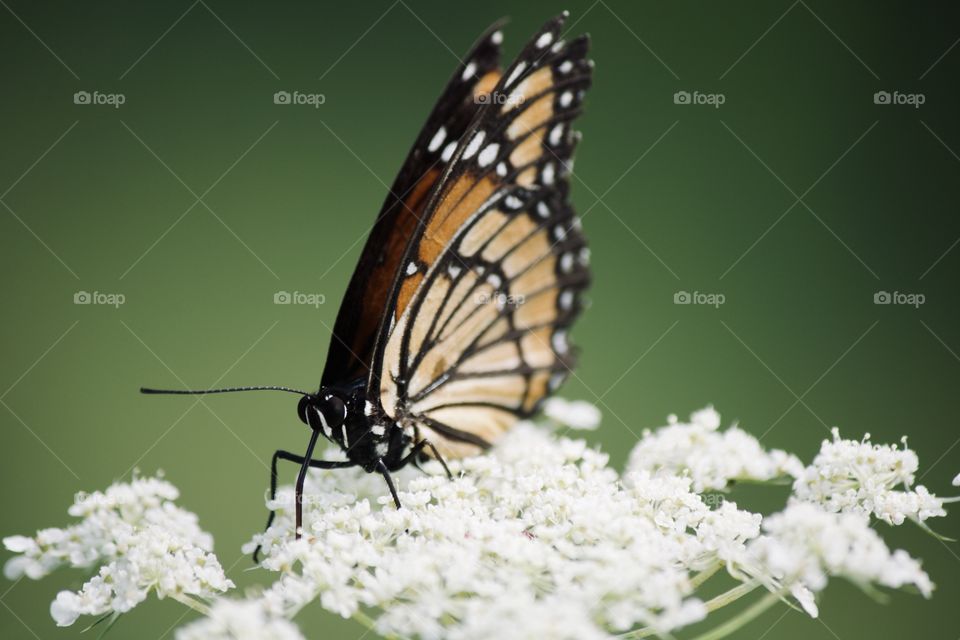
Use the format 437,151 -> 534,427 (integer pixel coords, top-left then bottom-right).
317,395 -> 347,431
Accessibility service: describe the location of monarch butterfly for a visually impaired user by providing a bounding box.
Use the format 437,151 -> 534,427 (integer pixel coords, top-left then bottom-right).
142,12 -> 592,556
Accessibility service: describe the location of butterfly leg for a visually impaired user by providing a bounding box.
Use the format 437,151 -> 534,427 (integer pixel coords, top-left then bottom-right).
398,439 -> 453,480
376,459 -> 403,509
252,450 -> 356,563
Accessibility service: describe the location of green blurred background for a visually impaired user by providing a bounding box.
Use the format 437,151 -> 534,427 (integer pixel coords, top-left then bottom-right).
1,1 -> 958,637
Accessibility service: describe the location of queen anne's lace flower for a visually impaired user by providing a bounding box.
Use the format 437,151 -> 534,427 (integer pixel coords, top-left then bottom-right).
792,428 -> 947,525
3,474 -> 233,627
542,397 -> 602,430
3,405 -> 954,639
735,503 -> 933,617
4,475 -> 211,581
626,407 -> 803,492
245,423 -> 765,638
175,598 -> 305,640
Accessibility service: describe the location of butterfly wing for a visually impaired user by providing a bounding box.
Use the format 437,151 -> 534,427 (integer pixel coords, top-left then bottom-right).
371,14 -> 593,458
321,22 -> 505,386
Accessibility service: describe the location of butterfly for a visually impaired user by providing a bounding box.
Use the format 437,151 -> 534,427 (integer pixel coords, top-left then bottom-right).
142,12 -> 592,557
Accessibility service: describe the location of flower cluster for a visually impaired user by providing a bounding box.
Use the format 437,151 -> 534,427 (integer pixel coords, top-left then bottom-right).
246,423 -> 730,638
792,428 -> 947,525
176,598 -> 305,640
3,474 -> 233,627
626,406 -> 803,491
734,503 -> 933,617
2,405 -> 954,640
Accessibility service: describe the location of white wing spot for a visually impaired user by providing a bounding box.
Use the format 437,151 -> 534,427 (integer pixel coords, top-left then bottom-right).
549,124 -> 565,146
537,201 -> 550,218
536,32 -> 554,49
552,330 -> 569,354
553,225 -> 567,241
428,126 -> 447,152
559,91 -> 574,108
461,61 -> 477,81
487,273 -> 502,288
542,162 -> 555,185
551,40 -> 565,53
558,60 -> 573,74
491,30 -> 503,45
478,143 -> 499,167
406,261 -> 418,276
505,194 -> 523,209
441,141 -> 457,162
561,252 -> 575,273
560,290 -> 574,310
504,62 -> 527,88
496,161 -> 508,177
448,263 -> 462,278
579,247 -> 591,265
463,131 -> 485,159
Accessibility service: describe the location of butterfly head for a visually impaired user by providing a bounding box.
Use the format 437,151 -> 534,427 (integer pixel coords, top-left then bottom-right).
297,391 -> 347,439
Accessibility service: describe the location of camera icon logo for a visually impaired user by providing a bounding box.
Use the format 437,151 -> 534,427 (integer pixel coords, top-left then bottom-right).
273,91 -> 291,105
873,91 -> 891,105
673,91 -> 691,105
274,291 -> 292,304
873,291 -> 891,304
674,291 -> 691,304
74,291 -> 91,304
73,91 -> 91,105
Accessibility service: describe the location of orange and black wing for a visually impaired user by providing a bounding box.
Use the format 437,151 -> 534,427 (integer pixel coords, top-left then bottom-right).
371,13 -> 593,458
321,22 -> 505,386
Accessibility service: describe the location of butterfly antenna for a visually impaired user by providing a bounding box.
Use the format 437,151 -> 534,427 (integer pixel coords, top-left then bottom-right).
141,386 -> 310,396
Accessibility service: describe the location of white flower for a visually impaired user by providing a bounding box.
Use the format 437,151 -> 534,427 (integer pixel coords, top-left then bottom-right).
542,397 -> 602,430
4,407 -> 954,639
176,598 -> 305,640
4,473 -> 232,626
952,472 -> 959,487
4,474 -> 212,581
792,428 -> 946,525
626,407 -> 803,492
246,423 -> 754,638
736,502 -> 933,616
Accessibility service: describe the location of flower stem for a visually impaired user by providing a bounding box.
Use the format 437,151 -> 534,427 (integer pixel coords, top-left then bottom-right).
170,593 -> 211,616
704,581 -> 758,612
688,591 -> 782,640
690,561 -> 722,589
616,581 -> 761,639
